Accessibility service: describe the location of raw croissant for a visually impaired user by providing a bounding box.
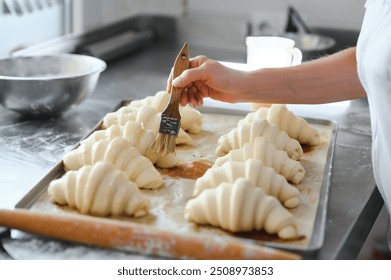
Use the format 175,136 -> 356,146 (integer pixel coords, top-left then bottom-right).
179,105 -> 203,134
102,103 -> 191,145
185,178 -> 299,239
128,90 -> 169,112
239,104 -> 320,145
48,161 -> 150,217
101,105 -> 137,129
238,107 -> 268,125
80,121 -> 179,168
63,137 -> 163,189
128,91 -> 203,134
216,118 -> 303,160
194,159 -> 300,208
214,136 -> 305,184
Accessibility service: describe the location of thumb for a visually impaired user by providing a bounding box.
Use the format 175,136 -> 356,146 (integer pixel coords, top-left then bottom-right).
171,75 -> 184,87
172,68 -> 204,88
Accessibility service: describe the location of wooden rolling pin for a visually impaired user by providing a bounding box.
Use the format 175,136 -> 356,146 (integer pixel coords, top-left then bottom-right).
0,209 -> 301,260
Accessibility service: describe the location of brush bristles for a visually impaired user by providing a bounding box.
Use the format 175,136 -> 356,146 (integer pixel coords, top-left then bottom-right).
153,132 -> 177,156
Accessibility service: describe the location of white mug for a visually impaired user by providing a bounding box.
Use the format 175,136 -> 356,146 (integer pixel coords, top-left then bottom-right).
246,36 -> 302,70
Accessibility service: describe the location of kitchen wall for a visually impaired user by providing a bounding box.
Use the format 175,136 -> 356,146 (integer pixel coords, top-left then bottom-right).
73,0 -> 184,33
2,1 -> 364,58
76,0 -> 366,33
187,0 -> 366,32
289,0 -> 366,30
73,0 -> 366,54
180,0 -> 366,52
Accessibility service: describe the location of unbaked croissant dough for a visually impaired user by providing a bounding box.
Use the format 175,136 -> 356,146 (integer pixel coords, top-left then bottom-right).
81,121 -> 179,168
239,104 -> 321,145
194,159 -> 300,208
216,118 -> 303,160
185,178 -> 299,239
179,105 -> 203,134
101,105 -> 138,129
128,91 -> 203,134
102,103 -> 191,145
48,161 -> 150,217
214,136 -> 305,184
128,90 -> 169,112
63,137 -> 163,189
238,107 -> 268,125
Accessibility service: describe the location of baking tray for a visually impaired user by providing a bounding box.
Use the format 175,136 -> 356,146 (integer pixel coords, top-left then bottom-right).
15,100 -> 337,258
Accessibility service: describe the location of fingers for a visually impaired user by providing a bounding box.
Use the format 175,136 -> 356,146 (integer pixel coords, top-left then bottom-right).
194,81 -> 210,99
180,89 -> 189,106
179,84 -> 205,107
183,83 -> 207,107
173,67 -> 206,89
167,55 -> 209,91
172,56 -> 210,88
189,55 -> 209,68
171,55 -> 211,106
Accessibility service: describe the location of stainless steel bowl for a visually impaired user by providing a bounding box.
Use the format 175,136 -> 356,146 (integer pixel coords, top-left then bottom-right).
0,54 -> 107,117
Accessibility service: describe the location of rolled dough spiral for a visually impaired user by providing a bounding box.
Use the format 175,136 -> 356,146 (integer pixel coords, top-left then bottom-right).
185,178 -> 299,239
63,137 -> 163,189
194,159 -> 300,208
216,118 -> 303,160
214,136 -> 305,184
48,162 -> 150,217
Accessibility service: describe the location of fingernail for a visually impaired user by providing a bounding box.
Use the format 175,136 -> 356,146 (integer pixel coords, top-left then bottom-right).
172,76 -> 181,87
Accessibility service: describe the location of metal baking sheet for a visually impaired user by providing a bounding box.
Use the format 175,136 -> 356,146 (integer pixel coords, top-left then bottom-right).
15,100 -> 337,258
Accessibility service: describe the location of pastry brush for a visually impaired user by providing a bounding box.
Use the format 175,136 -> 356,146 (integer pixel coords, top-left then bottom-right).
153,43 -> 190,155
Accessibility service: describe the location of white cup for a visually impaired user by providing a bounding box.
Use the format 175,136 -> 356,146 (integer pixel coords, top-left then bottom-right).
246,36 -> 302,70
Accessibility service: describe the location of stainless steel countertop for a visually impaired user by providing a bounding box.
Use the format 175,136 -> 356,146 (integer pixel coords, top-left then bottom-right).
0,40 -> 383,260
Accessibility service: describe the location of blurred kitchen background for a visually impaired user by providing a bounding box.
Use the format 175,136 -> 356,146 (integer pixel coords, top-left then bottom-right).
1,0 -> 389,259
1,0 -> 365,59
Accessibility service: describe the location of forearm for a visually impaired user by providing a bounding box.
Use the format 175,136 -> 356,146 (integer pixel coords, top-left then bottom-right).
240,47 -> 366,104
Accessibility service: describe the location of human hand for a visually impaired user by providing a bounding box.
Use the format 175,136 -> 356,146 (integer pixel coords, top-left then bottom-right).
167,55 -> 250,107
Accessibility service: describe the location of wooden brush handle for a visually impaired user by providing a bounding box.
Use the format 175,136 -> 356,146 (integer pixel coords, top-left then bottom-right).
169,87 -> 183,111
0,209 -> 301,260
167,42 -> 190,112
